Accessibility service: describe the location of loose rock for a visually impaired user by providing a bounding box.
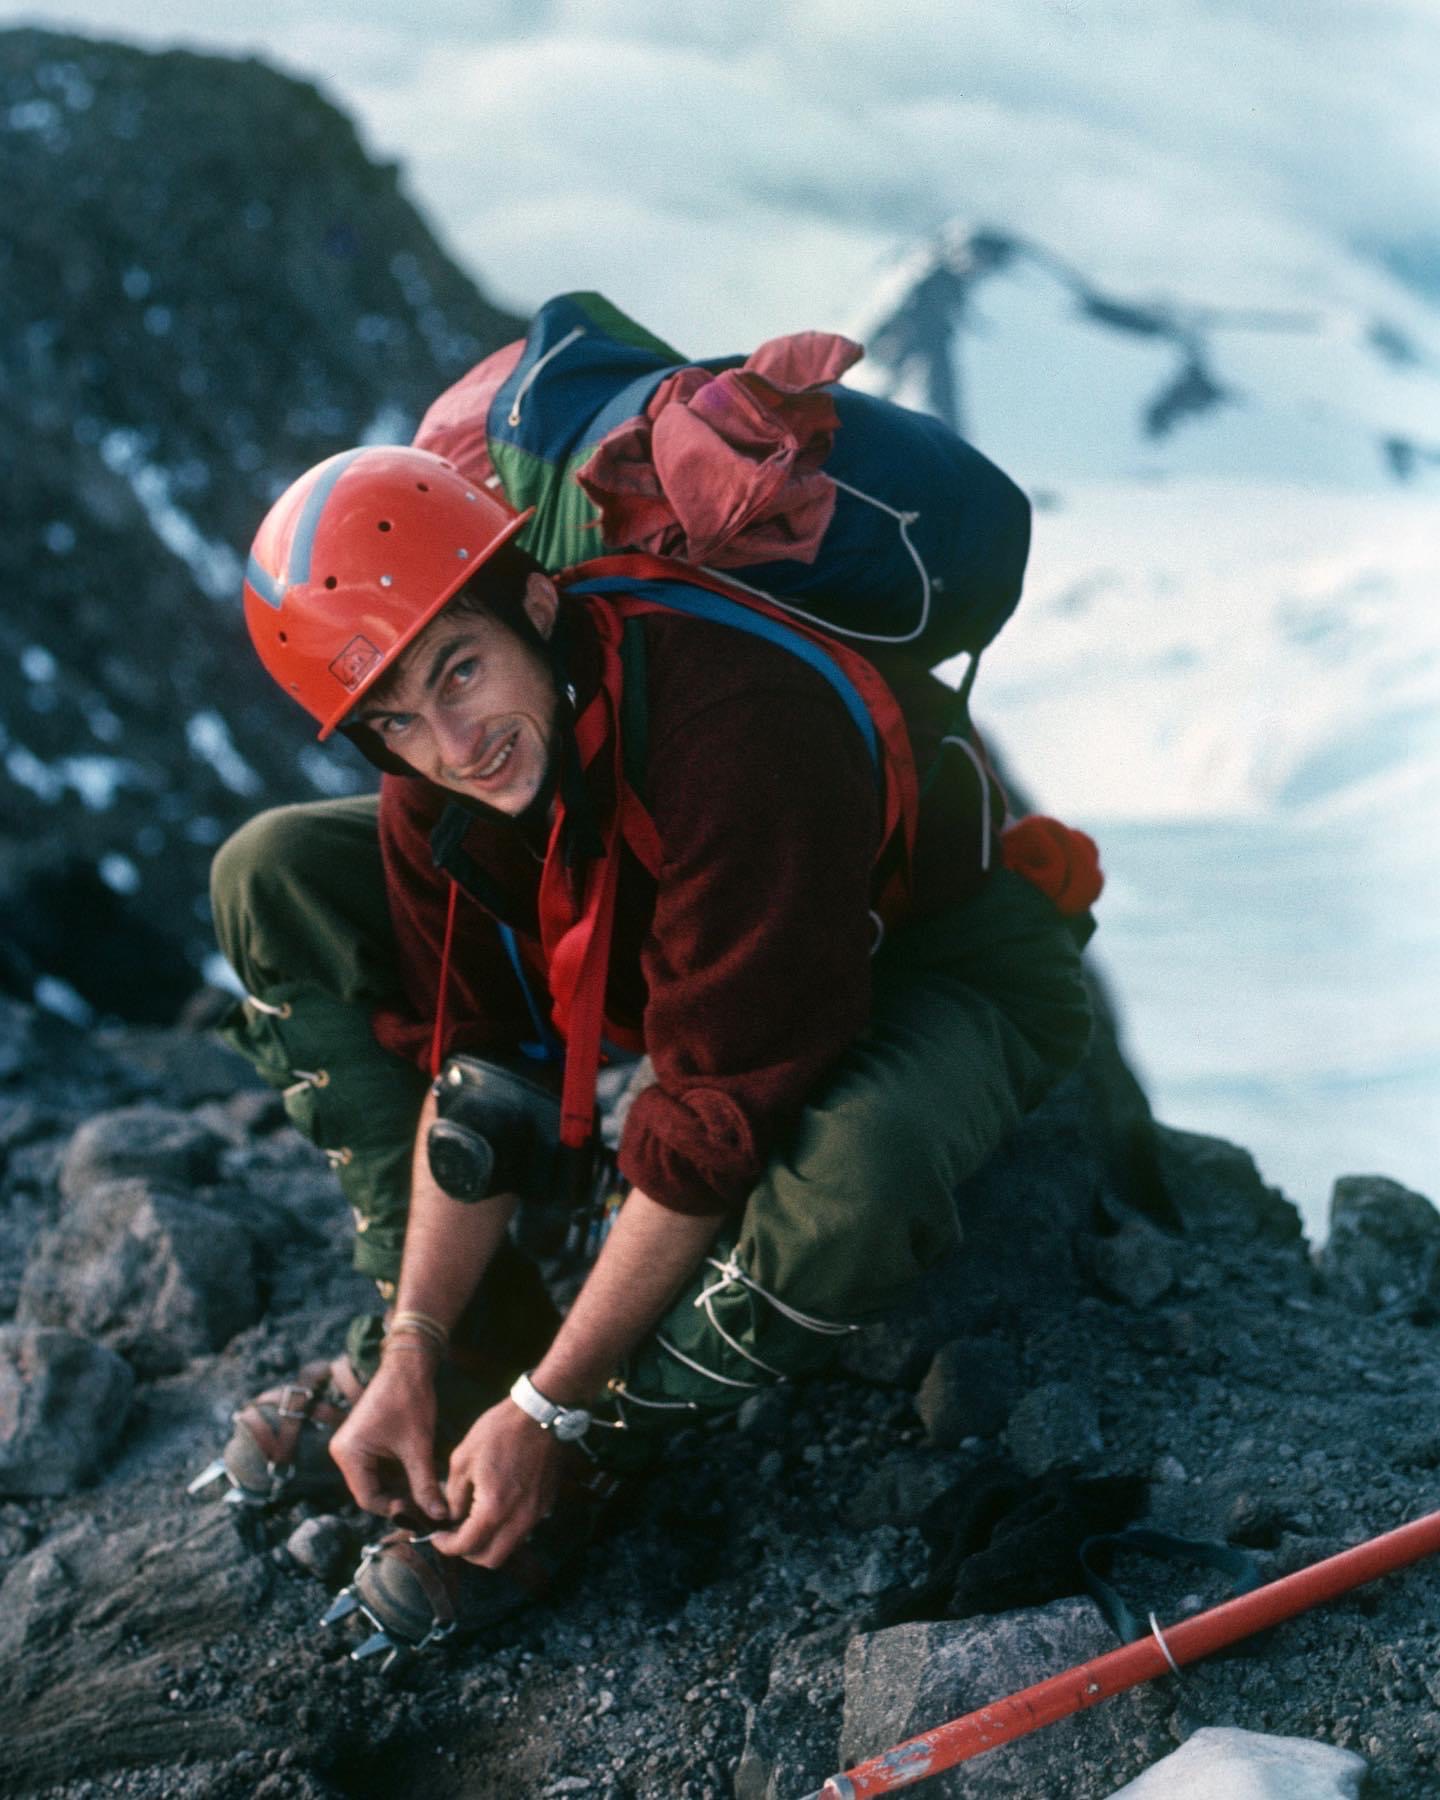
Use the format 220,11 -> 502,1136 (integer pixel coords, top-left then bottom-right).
282,1515 -> 355,1586
1317,1175 -> 1440,1317
17,1176 -> 260,1375
915,1338 -> 1022,1445
734,1621 -> 851,1800
1091,1218 -> 1178,1308
1107,1725 -> 1367,1798
840,1600 -> 1153,1796
0,1327 -> 134,1497
58,1105 -> 226,1200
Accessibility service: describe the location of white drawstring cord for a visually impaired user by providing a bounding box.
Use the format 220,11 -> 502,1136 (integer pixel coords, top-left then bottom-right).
700,477 -> 934,649
939,733 -> 994,873
508,326 -> 585,427
655,1333 -> 762,1391
697,1289 -> 789,1380
245,993 -> 292,1018
695,1254 -> 860,1337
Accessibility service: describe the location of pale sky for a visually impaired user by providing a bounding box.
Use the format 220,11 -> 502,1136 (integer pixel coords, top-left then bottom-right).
6,1 -> 1437,352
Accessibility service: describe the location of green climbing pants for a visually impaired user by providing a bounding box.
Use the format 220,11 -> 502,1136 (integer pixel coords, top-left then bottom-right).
211,795 -> 1094,1465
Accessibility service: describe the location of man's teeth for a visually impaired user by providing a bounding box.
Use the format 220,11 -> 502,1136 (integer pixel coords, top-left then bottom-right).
478,733 -> 516,779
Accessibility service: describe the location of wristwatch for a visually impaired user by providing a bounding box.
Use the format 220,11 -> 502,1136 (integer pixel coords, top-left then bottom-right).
508,1370 -> 592,1442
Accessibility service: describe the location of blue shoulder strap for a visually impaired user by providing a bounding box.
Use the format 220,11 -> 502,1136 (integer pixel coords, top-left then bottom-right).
565,576 -> 881,776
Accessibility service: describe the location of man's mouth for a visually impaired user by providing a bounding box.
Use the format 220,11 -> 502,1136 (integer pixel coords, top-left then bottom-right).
472,727 -> 519,783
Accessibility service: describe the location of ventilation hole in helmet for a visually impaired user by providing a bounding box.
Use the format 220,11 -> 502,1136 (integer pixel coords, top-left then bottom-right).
416,482 -> 429,492
324,576 -> 338,589
378,520 -> 392,532
278,631 -> 288,644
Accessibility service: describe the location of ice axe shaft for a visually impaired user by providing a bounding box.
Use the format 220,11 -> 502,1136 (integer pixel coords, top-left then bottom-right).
805,1506 -> 1440,1798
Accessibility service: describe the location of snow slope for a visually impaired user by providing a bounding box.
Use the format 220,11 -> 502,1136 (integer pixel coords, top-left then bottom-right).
849,230 -> 1440,1230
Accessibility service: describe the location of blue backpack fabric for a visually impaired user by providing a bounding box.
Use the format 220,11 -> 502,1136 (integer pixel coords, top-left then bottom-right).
455,292 -> 1033,667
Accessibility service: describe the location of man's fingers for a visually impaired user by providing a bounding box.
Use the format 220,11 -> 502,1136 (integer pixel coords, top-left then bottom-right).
401,1448 -> 448,1521
464,1513 -> 532,1571
444,1463 -> 473,1526
432,1498 -> 503,1562
330,1442 -> 391,1517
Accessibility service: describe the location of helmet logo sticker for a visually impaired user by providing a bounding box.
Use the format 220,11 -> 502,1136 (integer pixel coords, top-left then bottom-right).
330,636 -> 384,691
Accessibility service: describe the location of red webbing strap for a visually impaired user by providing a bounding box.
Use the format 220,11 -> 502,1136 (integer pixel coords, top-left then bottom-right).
565,555 -> 919,914
428,877 -> 461,1079
539,614 -> 631,1149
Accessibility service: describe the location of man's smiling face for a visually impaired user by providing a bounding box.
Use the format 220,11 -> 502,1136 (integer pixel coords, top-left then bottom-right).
349,573 -> 562,814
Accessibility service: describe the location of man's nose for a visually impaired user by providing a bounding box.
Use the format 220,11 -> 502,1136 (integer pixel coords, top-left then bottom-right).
431,712 -> 480,773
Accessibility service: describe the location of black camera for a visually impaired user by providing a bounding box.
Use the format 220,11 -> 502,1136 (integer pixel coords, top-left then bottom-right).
426,1054 -> 562,1204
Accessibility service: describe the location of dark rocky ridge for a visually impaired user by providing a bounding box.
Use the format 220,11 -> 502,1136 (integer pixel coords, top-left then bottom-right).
0,27 -> 522,1019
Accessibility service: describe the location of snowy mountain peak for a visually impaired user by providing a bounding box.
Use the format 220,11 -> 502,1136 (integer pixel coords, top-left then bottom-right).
849,227 -> 1440,493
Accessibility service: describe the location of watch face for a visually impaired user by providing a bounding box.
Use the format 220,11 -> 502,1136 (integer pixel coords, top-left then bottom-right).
553,1410 -> 591,1442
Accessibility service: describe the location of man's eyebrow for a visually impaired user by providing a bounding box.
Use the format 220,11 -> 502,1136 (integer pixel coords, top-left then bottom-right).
349,634 -> 476,724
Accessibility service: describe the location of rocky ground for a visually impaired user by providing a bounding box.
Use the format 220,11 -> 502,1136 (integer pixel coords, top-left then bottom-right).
4,987 -> 1440,1800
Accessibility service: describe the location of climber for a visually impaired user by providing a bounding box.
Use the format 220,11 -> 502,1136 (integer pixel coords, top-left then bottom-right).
197,414 -> 1099,1657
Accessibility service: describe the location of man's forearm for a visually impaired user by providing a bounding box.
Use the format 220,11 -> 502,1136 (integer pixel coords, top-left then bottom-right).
393,1087 -> 516,1330
529,1187 -> 724,1406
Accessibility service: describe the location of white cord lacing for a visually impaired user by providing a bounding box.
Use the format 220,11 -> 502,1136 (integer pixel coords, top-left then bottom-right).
699,476 -> 936,649
694,1254 -> 861,1337
655,1333 -> 762,1391
695,1289 -> 789,1380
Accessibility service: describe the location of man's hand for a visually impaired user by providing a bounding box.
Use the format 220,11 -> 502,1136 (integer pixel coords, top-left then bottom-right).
329,1352 -> 450,1523
430,1399 -> 563,1568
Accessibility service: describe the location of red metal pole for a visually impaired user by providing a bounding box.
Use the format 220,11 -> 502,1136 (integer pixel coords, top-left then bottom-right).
806,1507 -> 1440,1799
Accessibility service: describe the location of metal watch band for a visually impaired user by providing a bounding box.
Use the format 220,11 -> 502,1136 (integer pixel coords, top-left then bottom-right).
508,1370 -> 591,1442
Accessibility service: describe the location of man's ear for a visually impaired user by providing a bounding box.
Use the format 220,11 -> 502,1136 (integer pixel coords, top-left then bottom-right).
522,573 -> 560,641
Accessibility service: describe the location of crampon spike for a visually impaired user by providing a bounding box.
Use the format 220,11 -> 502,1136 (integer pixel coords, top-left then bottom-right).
320,1590 -> 360,1628
186,1457 -> 229,1496
351,1629 -> 399,1669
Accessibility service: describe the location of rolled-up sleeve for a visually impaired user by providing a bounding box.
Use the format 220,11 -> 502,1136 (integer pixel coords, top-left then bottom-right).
620,681 -> 881,1215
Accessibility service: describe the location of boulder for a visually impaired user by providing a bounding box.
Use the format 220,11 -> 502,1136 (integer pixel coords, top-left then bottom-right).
1317,1175 -> 1440,1316
734,1621 -> 850,1800
915,1338 -> 1022,1445
17,1177 -> 260,1375
1107,1726 -> 1366,1798
1154,1127 -> 1303,1247
59,1104 -> 225,1199
0,1328 -> 134,1497
1006,1381 -> 1103,1476
840,1600 -> 1153,1796
89,1024 -> 263,1109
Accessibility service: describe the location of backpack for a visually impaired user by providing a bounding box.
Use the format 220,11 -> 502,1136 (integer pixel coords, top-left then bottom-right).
412,291 -> 1032,671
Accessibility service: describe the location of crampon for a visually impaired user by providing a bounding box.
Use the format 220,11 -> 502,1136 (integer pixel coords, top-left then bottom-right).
189,1355 -> 362,1509
320,1456 -> 627,1670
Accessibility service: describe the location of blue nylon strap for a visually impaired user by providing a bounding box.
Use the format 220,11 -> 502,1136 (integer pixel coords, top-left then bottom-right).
565,577 -> 881,776
498,922 -> 561,1062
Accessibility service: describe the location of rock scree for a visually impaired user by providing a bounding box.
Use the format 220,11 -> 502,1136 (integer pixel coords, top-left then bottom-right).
2,988 -> 1440,1798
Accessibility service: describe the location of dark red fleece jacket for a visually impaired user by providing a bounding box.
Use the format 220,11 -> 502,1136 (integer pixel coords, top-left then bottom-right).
371,602 -> 997,1217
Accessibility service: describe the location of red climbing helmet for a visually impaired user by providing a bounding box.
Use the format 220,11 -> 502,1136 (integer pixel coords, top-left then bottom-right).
242,445 -> 533,739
